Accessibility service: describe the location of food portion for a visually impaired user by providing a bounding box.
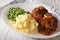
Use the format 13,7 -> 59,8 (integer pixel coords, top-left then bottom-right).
31,6 -> 58,35
11,13 -> 38,34
6,7 -> 28,21
6,6 -> 58,35
38,13 -> 58,35
7,7 -> 38,34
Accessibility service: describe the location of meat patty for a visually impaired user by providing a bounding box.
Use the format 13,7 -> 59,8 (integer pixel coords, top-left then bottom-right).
38,14 -> 58,35
31,6 -> 48,20
31,6 -> 58,35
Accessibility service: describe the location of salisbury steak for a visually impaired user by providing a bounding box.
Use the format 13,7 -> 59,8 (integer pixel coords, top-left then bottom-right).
31,6 -> 48,20
38,13 -> 58,35
31,6 -> 58,35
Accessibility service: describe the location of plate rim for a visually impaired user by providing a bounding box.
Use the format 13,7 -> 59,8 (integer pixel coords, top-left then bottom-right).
1,3 -> 60,39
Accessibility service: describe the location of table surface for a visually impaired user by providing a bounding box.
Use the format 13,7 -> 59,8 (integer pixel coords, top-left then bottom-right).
0,0 -> 60,40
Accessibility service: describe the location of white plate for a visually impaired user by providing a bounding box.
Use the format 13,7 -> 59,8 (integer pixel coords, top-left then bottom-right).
1,3 -> 60,38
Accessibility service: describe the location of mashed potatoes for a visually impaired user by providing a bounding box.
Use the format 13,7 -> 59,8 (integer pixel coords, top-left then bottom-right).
10,14 -> 38,34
